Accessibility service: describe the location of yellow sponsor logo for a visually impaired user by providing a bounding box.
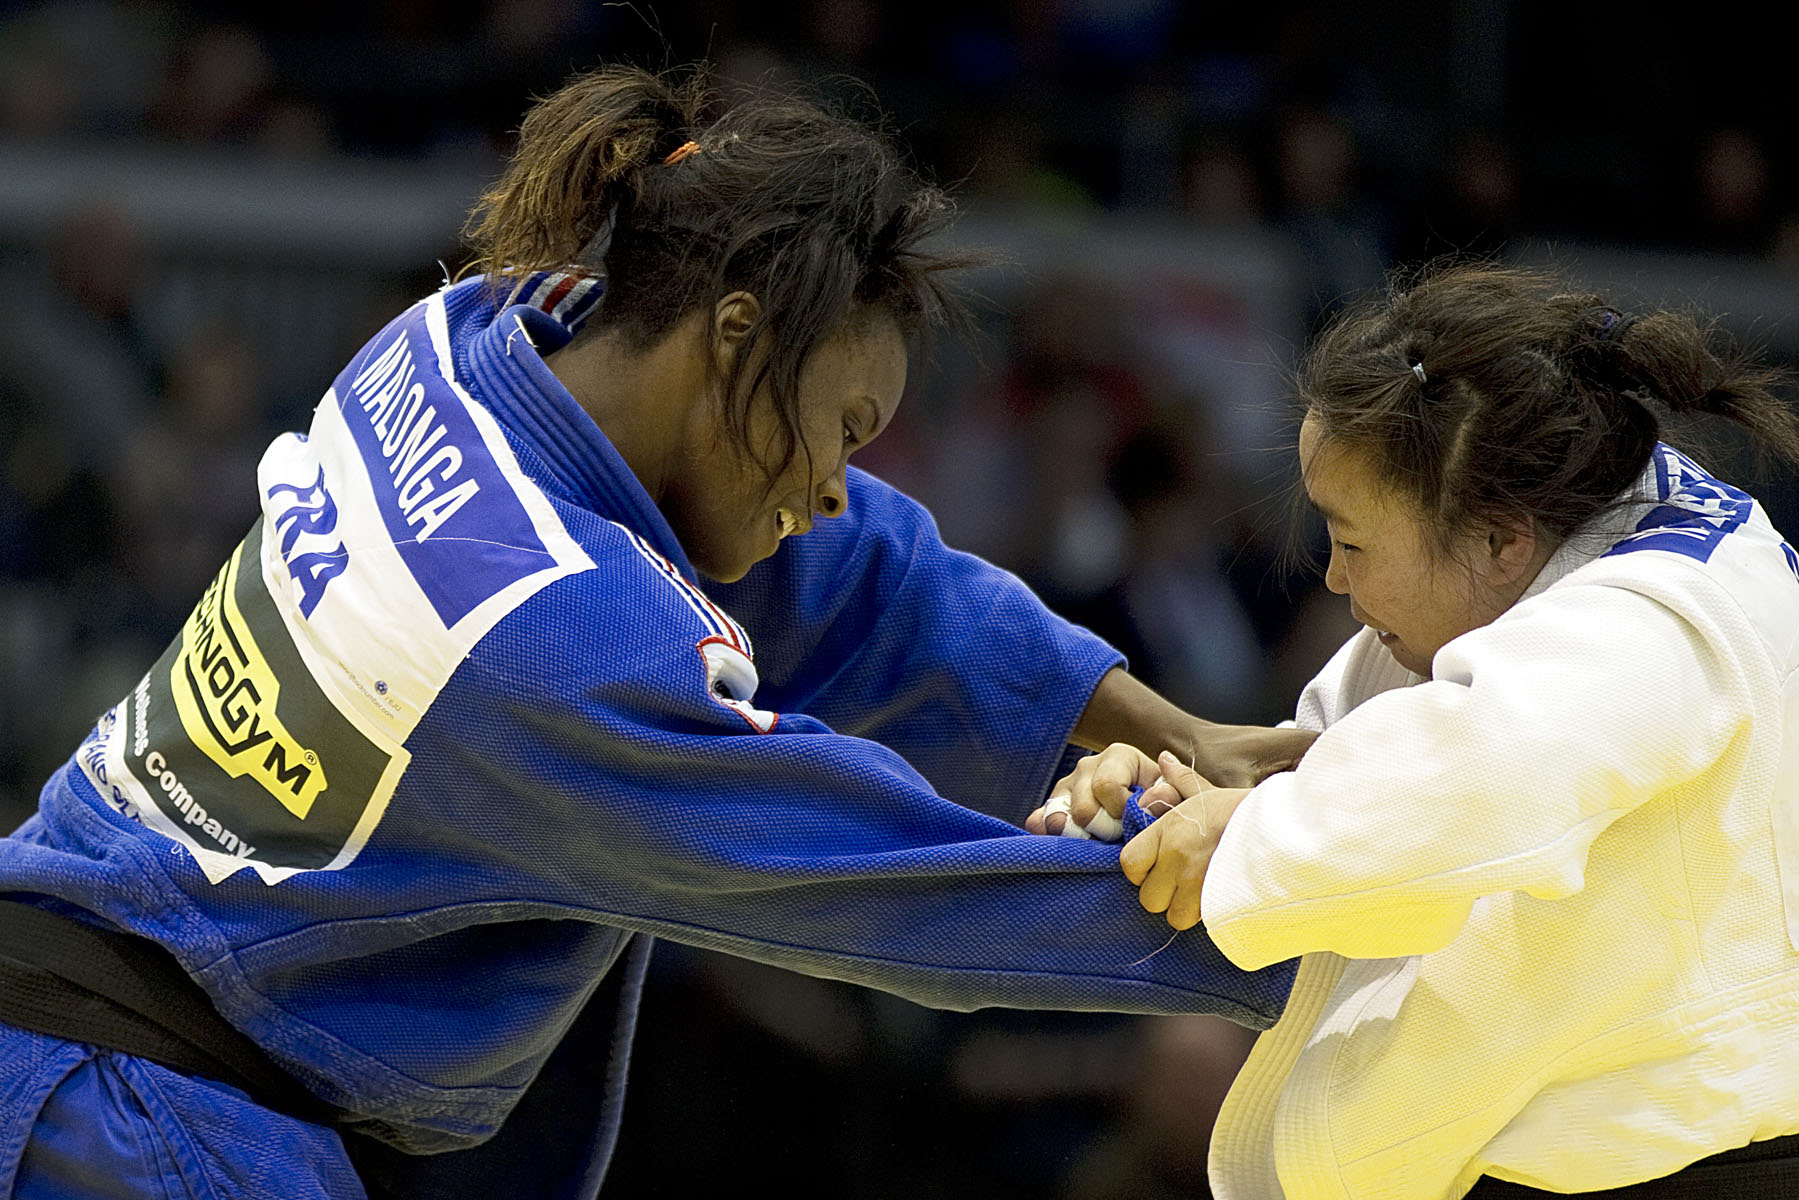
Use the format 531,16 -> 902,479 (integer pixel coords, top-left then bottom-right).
170,544 -> 327,818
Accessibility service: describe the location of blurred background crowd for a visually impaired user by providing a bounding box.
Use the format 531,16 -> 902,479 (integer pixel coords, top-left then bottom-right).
4,2 -> 1799,1196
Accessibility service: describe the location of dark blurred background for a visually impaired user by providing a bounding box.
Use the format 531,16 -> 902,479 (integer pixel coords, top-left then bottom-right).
4,2 -> 1798,1196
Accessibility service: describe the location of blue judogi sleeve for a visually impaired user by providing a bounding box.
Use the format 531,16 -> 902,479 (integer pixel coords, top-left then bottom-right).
390,533 -> 1291,1027
710,467 -> 1118,821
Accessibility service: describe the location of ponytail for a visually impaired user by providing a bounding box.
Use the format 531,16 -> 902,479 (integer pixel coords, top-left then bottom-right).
461,66 -> 702,287
1584,309 -> 1799,470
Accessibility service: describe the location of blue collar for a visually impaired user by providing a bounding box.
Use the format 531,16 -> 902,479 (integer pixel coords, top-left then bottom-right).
461,301 -> 696,579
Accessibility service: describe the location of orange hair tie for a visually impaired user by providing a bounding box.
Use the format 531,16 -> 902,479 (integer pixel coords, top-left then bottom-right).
662,140 -> 702,166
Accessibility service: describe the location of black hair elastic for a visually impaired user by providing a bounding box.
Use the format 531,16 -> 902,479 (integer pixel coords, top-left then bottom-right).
1596,308 -> 1639,344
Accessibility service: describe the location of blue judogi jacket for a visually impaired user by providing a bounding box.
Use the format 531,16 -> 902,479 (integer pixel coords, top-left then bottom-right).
0,274 -> 1294,1197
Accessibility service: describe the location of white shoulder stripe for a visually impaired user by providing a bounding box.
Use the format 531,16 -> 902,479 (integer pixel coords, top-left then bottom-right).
691,579 -> 752,658
619,526 -> 719,637
615,524 -> 751,656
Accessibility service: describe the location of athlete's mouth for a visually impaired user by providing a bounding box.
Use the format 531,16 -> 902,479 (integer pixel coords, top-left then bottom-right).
1352,605 -> 1391,643
775,508 -> 802,539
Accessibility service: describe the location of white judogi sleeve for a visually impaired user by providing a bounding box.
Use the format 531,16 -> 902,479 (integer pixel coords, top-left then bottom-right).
1202,566 -> 1753,970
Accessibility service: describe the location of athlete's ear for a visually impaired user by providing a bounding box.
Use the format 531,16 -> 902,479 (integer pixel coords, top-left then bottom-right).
1483,515 -> 1539,587
711,292 -> 763,375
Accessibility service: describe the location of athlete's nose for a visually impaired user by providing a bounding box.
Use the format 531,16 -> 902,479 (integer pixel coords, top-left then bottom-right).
817,471 -> 848,519
1324,544 -> 1348,595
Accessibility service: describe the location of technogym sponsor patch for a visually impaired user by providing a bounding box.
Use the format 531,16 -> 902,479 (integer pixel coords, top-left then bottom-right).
121,518 -> 397,881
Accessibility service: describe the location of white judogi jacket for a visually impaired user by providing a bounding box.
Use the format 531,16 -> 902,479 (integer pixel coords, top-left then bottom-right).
1204,444 -> 1799,1199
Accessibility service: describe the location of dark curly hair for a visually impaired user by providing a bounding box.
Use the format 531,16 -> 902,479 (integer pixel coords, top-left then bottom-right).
461,63 -> 978,488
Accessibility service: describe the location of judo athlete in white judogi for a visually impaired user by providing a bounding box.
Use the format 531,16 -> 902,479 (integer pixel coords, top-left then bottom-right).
1047,265 -> 1799,1199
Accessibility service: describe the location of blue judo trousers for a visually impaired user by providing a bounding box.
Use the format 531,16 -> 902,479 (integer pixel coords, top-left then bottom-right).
0,274 -> 1294,1199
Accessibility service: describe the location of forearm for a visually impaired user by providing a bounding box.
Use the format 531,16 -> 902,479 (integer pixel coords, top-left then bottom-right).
1073,667 -> 1314,789
539,710 -> 1293,1024
1071,667 -> 1209,755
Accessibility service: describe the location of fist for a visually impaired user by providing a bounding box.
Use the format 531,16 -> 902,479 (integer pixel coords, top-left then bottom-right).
1025,742 -> 1158,841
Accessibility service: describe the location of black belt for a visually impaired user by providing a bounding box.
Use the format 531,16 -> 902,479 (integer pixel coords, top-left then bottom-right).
1466,1129 -> 1799,1198
0,895 -> 344,1132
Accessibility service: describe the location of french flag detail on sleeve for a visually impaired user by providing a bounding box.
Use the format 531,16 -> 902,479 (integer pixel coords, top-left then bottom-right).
615,524 -> 775,732
615,526 -> 752,656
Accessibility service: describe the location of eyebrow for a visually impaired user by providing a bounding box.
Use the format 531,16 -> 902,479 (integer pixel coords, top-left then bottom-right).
857,395 -> 886,432
1304,492 -> 1355,531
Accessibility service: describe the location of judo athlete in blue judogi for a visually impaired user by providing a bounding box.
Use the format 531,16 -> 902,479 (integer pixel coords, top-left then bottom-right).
0,65 -> 1303,1199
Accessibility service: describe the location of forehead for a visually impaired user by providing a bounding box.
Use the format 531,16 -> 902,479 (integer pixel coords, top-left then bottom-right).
1300,416 -> 1377,511
804,313 -> 907,389
832,310 -> 905,359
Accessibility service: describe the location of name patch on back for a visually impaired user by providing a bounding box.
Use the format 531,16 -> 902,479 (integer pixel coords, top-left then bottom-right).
79,290 -> 595,884
336,322 -> 561,628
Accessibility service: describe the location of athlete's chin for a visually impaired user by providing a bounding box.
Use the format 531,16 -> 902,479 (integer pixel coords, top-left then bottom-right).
1383,640 -> 1433,677
689,526 -> 790,583
693,562 -> 746,584
691,549 -> 759,584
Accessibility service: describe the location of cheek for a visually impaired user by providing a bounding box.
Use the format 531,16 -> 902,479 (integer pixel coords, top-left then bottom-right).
1347,559 -> 1426,633
667,468 -> 758,553
1342,558 -> 1388,610
1397,571 -> 1489,653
